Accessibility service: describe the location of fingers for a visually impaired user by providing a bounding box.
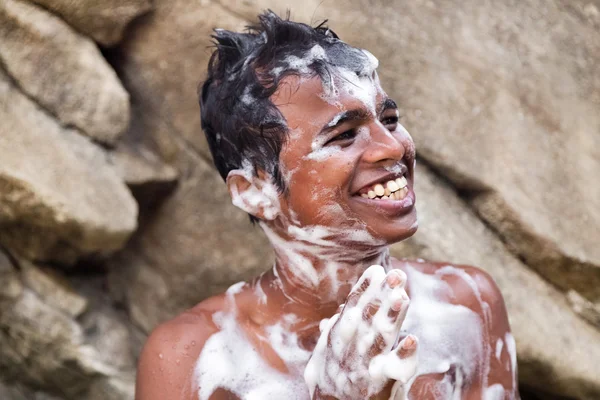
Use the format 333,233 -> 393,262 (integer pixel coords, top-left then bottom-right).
387,334 -> 419,383
369,334 -> 419,385
344,275 -> 371,308
382,269 -> 410,327
363,269 -> 410,357
396,334 -> 418,359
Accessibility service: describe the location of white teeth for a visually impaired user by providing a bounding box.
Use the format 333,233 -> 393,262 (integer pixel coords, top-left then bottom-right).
396,187 -> 408,200
386,180 -> 400,192
395,176 -> 407,189
360,176 -> 409,200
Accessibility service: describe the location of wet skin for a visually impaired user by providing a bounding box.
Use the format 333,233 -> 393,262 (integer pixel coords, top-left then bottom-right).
135,74 -> 519,400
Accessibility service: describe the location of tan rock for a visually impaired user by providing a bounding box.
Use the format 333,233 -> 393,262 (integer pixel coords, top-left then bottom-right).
0,0 -> 130,145
20,259 -> 88,318
110,0 -> 272,333
0,268 -> 136,400
116,1 -> 249,160
566,290 -> 600,329
218,0 -> 600,306
0,381 -> 64,400
108,146 -> 272,332
87,376 -> 135,400
392,164 -> 600,399
28,0 -> 152,47
0,289 -> 105,398
0,249 -> 22,301
328,0 -> 600,302
0,68 -> 137,264
107,122 -> 179,210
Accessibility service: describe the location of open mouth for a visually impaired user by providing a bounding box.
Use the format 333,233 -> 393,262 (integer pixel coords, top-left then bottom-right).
356,175 -> 409,201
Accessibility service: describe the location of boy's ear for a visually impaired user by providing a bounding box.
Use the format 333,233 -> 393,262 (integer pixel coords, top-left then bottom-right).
226,169 -> 280,221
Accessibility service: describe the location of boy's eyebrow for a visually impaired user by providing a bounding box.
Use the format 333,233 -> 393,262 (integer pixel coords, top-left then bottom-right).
378,98 -> 398,115
318,98 -> 398,135
319,109 -> 371,134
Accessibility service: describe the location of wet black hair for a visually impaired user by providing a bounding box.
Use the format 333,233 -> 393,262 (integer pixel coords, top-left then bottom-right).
199,10 -> 372,221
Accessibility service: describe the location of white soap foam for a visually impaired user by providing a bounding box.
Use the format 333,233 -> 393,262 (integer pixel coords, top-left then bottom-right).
484,383 -> 506,400
272,44 -> 328,77
194,284 -> 311,400
228,160 -> 281,220
401,263 -> 486,397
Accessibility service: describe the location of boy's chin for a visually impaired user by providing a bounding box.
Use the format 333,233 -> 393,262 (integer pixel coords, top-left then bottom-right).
370,215 -> 419,245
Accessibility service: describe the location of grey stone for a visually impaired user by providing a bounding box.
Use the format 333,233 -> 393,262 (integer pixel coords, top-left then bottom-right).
0,68 -> 138,264
29,0 -> 153,47
0,0 -> 130,145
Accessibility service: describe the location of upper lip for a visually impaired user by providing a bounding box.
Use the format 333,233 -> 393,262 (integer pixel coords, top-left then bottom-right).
352,164 -> 409,195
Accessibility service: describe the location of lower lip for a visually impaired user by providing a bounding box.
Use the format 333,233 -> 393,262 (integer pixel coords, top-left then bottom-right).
352,187 -> 416,216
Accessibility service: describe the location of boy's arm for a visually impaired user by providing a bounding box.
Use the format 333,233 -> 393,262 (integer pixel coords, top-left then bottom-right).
466,267 -> 520,399
135,310 -> 218,400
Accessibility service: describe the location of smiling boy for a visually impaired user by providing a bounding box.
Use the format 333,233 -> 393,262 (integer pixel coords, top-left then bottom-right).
135,11 -> 519,400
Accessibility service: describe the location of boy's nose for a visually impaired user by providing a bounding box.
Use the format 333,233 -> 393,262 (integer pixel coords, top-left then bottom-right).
361,122 -> 406,165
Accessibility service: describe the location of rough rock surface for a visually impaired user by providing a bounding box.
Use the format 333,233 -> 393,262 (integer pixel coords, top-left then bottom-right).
0,69 -> 137,264
107,144 -> 272,333
219,0 -> 600,306
0,249 -> 135,400
326,0 -> 600,303
108,1 -> 271,333
0,0 -> 130,145
29,0 -> 153,47
392,163 -> 600,399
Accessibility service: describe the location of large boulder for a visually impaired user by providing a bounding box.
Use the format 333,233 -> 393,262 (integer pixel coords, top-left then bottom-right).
0,68 -> 137,264
221,0 -> 600,305
0,0 -> 130,145
28,0 -> 152,47
107,146 -> 272,333
392,163 -> 600,399
109,1 -> 272,333
327,0 -> 600,304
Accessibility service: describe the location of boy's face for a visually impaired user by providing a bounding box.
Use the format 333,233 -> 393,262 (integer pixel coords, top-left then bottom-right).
272,71 -> 417,245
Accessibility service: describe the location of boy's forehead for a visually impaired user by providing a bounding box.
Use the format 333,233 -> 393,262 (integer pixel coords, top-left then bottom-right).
272,74 -> 385,134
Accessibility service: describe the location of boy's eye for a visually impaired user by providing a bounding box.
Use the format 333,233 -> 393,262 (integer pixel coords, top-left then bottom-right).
325,129 -> 357,145
381,115 -> 399,130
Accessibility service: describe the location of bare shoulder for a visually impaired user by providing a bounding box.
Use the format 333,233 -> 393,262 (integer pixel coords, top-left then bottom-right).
135,294 -> 226,400
397,259 -> 518,395
397,258 -> 506,316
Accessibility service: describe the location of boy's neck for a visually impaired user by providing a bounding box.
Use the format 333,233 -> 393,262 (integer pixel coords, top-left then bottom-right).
255,220 -> 391,321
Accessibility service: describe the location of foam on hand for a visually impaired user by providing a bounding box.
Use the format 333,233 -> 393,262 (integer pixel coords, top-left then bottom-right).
304,266 -> 418,400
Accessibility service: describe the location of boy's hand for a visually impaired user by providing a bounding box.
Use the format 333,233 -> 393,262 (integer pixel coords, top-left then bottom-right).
304,265 -> 418,400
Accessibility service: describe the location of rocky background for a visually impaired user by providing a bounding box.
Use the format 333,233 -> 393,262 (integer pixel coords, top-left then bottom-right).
0,0 -> 598,399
